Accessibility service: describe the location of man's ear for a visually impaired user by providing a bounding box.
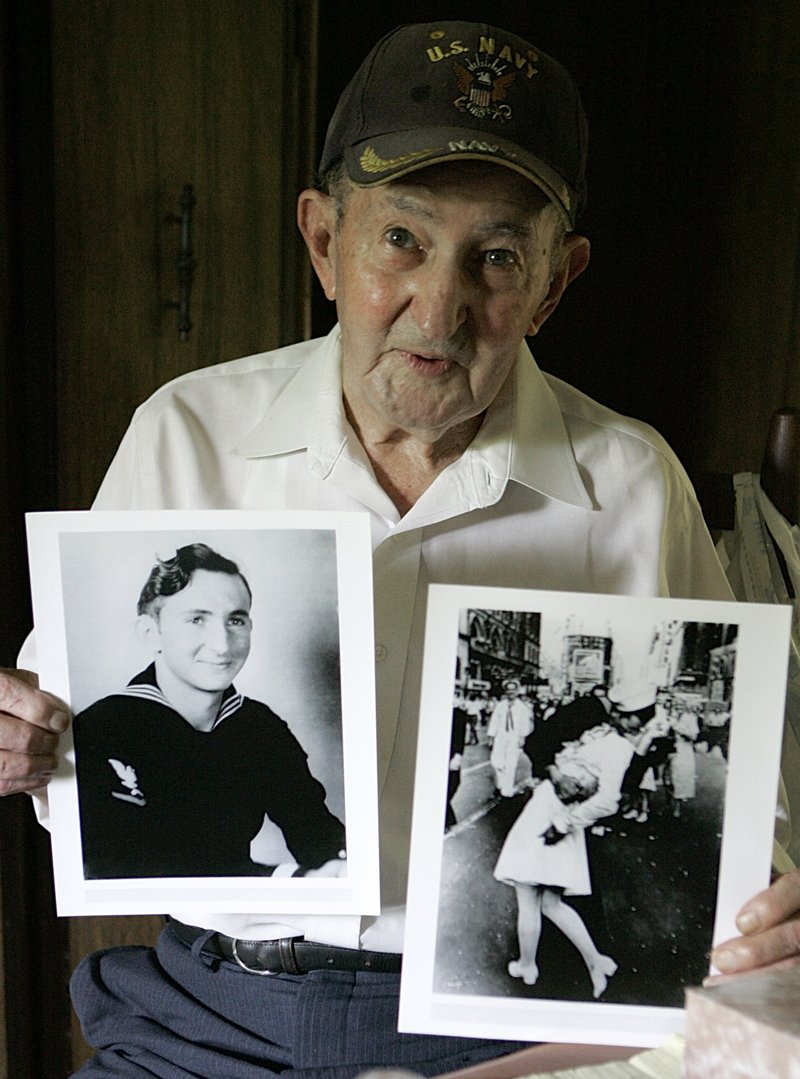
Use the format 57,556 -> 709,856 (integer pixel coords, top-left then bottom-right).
297,188 -> 339,301
527,234 -> 591,336
135,614 -> 161,654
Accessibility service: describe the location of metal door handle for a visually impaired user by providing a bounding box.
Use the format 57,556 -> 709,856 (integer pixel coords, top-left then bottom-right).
166,184 -> 197,341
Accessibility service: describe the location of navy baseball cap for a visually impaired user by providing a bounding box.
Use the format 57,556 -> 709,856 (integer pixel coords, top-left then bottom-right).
319,21 -> 588,228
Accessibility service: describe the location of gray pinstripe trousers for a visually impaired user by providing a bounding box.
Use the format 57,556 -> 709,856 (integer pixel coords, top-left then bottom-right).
70,924 -> 527,1077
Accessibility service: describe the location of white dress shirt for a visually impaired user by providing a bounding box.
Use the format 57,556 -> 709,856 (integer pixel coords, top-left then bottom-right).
28,325 -> 732,950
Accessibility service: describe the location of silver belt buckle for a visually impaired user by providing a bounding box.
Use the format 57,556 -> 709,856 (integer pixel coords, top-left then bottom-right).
231,937 -> 278,976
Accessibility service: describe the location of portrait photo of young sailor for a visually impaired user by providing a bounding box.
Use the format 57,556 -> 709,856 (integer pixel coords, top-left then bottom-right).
72,540 -> 347,881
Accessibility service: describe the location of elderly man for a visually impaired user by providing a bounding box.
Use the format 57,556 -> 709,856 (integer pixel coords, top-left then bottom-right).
1,20 -> 799,1078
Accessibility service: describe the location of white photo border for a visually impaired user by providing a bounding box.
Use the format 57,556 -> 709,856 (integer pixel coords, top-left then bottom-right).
399,584 -> 791,1048
26,509 -> 380,917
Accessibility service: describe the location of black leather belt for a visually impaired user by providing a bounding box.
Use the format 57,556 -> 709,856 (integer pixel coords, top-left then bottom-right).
168,918 -> 402,975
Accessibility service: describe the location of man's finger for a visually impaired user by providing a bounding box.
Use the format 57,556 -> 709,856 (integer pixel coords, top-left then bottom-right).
0,711 -> 60,755
736,869 -> 800,934
0,745 -> 58,795
704,953 -> 800,988
0,774 -> 56,796
0,669 -> 70,732
711,914 -> 800,975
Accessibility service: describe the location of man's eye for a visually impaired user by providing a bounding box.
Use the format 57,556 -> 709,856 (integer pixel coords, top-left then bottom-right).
385,227 -> 416,249
484,249 -> 517,268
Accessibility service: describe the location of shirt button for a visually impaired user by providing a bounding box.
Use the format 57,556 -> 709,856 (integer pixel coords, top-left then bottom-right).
375,644 -> 387,662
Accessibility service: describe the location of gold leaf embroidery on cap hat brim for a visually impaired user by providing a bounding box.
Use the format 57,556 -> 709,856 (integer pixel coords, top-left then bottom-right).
359,146 -> 438,174
358,144 -> 573,216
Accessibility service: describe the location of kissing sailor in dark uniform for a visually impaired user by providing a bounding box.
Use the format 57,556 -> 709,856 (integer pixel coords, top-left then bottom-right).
73,542 -> 346,879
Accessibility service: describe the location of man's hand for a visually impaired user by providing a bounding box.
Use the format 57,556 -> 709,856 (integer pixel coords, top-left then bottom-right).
707,870 -> 800,984
0,669 -> 69,795
303,858 -> 348,878
541,825 -> 566,846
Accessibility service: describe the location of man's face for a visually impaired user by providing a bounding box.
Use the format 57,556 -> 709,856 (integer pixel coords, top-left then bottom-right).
503,682 -> 521,699
303,162 -> 585,445
615,711 -> 642,736
145,569 -> 252,694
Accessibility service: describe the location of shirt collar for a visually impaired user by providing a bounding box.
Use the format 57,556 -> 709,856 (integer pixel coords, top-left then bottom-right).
234,325 -> 591,510
123,664 -> 243,726
234,327 -> 347,466
480,341 -> 593,509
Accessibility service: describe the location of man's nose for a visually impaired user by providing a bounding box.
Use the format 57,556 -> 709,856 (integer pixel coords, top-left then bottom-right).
410,258 -> 471,341
203,619 -> 231,654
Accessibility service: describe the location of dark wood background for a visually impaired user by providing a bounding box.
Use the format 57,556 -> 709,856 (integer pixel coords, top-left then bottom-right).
1,2 -> 798,1074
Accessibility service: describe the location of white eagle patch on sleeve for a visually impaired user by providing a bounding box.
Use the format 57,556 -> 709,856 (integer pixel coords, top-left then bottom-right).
107,758 -> 146,806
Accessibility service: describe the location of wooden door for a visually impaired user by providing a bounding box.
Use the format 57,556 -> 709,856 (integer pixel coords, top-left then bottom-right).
52,0 -> 315,510
49,1 -> 316,1069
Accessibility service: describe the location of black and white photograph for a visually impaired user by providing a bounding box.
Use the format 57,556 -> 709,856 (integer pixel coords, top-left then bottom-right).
400,584 -> 791,1048
26,509 -> 380,917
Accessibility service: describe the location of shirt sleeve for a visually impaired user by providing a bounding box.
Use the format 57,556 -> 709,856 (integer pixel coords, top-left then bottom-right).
262,718 -> 347,871
92,408 -> 157,509
659,454 -> 734,601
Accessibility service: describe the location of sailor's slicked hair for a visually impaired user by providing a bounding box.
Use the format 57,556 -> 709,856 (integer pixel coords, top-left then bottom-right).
137,542 -> 252,618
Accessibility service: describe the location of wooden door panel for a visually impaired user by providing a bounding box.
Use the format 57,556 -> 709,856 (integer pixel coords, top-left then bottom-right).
50,2 -> 312,1068
52,0 -> 304,511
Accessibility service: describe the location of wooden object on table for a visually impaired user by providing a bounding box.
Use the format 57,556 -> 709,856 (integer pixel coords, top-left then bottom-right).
440,1042 -> 642,1078
695,404 -> 800,534
760,406 -> 800,527
683,965 -> 800,1077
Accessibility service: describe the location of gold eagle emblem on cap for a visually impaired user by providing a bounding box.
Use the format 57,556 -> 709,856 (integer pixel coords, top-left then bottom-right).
454,58 -> 515,120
